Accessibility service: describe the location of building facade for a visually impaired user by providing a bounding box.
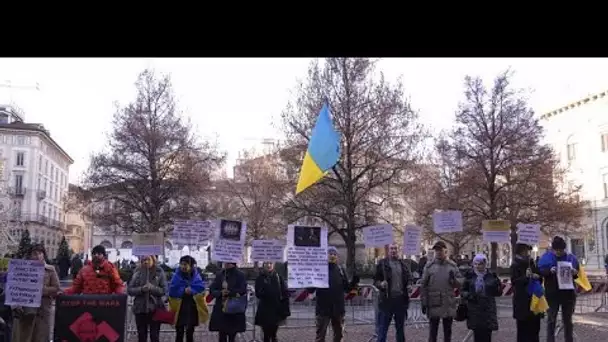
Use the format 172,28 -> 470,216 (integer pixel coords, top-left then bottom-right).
0,105 -> 73,258
64,184 -> 93,254
540,90 -> 608,269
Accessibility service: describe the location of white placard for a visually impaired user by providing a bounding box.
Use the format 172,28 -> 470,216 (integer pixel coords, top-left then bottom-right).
516,223 -> 540,245
403,224 -> 422,256
286,225 -> 329,288
362,224 -> 394,248
251,240 -> 285,262
132,232 -> 164,256
5,259 -> 45,308
211,219 -> 247,263
557,261 -> 575,290
172,220 -> 212,247
432,210 -> 463,234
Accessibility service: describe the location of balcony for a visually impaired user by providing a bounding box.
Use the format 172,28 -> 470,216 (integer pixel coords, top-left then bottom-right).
10,212 -> 65,230
9,187 -> 26,197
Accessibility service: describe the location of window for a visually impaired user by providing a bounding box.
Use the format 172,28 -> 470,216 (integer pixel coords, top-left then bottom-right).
15,152 -> 24,167
51,165 -> 54,179
37,177 -> 41,190
38,156 -> 42,171
16,136 -> 25,145
602,133 -> 608,152
567,143 -> 577,161
45,160 -> 48,174
604,173 -> 608,199
14,175 -> 23,193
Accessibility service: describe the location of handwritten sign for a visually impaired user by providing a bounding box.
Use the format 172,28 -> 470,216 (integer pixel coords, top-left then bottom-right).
432,210 -> 463,234
516,223 -> 540,245
132,232 -> 164,256
403,224 -> 422,256
482,220 -> 511,243
250,240 -> 285,262
287,225 -> 329,288
362,224 -> 394,248
211,220 -> 247,263
5,259 -> 45,307
172,220 -> 212,247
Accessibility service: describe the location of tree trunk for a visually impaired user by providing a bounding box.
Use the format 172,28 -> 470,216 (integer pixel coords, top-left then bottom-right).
490,242 -> 498,270
345,228 -> 357,277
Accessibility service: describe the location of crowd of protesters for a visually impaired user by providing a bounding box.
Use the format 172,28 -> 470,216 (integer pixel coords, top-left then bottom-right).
0,234 -> 586,342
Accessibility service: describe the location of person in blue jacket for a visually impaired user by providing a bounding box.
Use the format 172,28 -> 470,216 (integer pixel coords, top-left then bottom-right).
538,236 -> 579,342
168,256 -> 207,342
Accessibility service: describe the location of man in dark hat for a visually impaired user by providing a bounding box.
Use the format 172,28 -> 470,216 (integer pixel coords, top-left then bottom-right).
65,245 -> 125,295
538,236 -> 579,342
511,243 -> 542,342
421,241 -> 462,342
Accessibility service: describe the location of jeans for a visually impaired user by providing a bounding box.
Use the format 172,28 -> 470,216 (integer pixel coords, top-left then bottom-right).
315,314 -> 345,342
261,325 -> 279,342
516,317 -> 541,342
376,297 -> 408,342
428,317 -> 453,342
547,296 -> 575,342
472,329 -> 492,342
218,332 -> 237,342
135,313 -> 160,342
175,325 -> 195,342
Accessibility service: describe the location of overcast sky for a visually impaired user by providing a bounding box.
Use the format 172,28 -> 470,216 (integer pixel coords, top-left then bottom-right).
0,58 -> 607,184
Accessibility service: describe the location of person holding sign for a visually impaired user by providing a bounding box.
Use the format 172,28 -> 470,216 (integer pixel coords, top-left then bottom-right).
421,241 -> 462,342
208,262 -> 247,342
308,246 -> 359,342
538,236 -> 579,342
254,262 -> 290,342
128,255 -> 169,342
12,243 -> 60,342
64,245 -> 125,295
168,256 -> 208,342
373,243 -> 412,342
510,243 -> 543,342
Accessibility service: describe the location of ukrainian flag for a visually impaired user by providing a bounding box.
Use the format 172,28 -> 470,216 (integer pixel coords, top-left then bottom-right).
295,103 -> 341,194
528,279 -> 549,315
575,265 -> 592,292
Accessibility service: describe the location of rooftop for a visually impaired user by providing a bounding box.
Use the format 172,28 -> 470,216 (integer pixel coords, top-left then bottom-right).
540,89 -> 608,121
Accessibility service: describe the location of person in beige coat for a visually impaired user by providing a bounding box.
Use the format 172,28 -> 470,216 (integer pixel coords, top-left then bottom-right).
12,243 -> 60,342
421,241 -> 463,342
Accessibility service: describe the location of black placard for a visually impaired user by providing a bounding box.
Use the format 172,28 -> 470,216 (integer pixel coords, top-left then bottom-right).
53,294 -> 127,342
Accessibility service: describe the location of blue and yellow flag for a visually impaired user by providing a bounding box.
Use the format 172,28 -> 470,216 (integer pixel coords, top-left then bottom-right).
528,279 -> 549,315
295,103 -> 341,194
575,265 -> 592,292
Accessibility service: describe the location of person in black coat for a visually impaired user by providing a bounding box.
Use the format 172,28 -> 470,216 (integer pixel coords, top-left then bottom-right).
209,263 -> 247,342
461,254 -> 502,342
254,262 -> 290,342
510,243 -> 542,342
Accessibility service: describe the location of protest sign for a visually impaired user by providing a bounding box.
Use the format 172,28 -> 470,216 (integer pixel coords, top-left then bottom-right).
5,259 -> 44,307
54,294 -> 128,342
432,210 -> 463,234
482,220 -> 511,243
403,224 -> 422,256
250,240 -> 285,262
516,223 -> 540,245
132,232 -> 164,256
211,219 -> 247,263
172,219 -> 212,247
557,261 -> 575,290
362,224 -> 394,248
286,225 -> 328,288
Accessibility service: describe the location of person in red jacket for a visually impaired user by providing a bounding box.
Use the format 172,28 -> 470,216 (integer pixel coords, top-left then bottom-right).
64,245 -> 125,295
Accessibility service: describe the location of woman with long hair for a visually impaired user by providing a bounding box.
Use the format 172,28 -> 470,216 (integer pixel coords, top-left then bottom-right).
12,243 -> 60,342
168,256 -> 208,342
254,262 -> 290,342
127,255 -> 168,342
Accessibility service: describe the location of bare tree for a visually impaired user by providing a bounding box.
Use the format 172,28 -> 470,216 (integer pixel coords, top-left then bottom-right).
86,69 -> 225,233
280,58 -> 425,272
227,149 -> 289,243
431,71 -> 587,268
